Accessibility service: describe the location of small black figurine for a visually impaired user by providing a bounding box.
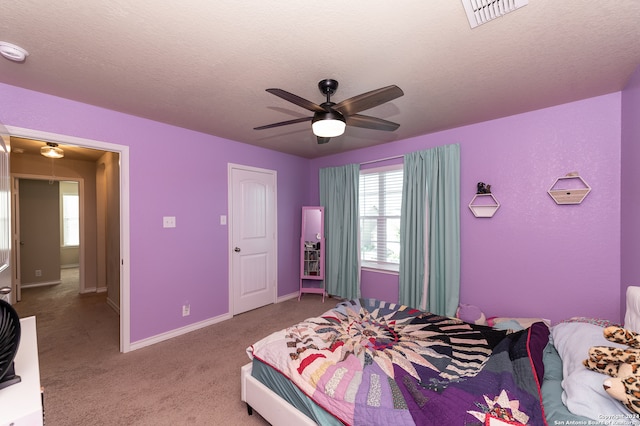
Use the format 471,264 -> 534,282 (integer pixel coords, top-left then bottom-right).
476,182 -> 492,194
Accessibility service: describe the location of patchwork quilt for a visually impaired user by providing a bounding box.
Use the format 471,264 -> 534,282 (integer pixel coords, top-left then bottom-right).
248,298 -> 549,426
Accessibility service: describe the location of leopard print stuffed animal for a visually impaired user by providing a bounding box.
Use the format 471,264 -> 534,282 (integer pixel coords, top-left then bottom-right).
583,326 -> 640,415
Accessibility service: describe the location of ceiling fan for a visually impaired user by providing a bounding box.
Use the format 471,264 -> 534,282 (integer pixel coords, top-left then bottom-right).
254,79 -> 404,144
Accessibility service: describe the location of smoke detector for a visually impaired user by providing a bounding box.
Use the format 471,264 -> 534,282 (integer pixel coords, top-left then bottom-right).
461,0 -> 529,28
0,42 -> 29,62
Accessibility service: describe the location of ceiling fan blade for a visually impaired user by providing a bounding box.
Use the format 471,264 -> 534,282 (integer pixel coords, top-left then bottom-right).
266,89 -> 326,113
345,114 -> 400,131
254,116 -> 312,130
332,85 -> 404,116
316,136 -> 331,144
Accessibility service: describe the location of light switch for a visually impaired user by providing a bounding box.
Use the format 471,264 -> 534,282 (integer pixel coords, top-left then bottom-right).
220,215 -> 227,225
163,216 -> 176,228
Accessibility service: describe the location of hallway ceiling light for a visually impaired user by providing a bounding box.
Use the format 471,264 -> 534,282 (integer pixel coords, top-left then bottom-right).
40,143 -> 64,159
0,42 -> 29,62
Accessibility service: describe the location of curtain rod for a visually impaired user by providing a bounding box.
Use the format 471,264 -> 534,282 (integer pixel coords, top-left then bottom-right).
360,154 -> 404,166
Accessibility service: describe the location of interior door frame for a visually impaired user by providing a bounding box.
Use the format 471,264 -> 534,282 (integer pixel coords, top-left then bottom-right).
6,125 -> 131,353
12,175 -> 86,300
227,163 -> 278,315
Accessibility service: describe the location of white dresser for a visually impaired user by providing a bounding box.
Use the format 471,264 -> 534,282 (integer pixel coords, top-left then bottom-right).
0,316 -> 43,426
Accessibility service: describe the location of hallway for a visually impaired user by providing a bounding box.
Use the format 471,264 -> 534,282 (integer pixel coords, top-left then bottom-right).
14,267 -> 118,346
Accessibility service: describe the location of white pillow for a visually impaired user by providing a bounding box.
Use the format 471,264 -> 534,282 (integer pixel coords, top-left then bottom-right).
625,286 -> 640,333
551,322 -> 638,422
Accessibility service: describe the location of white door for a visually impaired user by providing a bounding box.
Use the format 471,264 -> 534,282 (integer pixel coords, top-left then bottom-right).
229,164 -> 277,315
0,124 -> 11,303
10,178 -> 21,302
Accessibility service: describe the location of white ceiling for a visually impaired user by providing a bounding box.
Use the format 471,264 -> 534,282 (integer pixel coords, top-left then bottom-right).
1,1 -> 639,158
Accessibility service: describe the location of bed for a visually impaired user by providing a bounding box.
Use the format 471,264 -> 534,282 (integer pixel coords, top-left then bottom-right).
241,294 -> 640,425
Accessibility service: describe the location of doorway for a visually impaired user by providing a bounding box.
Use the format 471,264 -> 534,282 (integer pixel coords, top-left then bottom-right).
13,178 -> 83,299
228,164 -> 277,315
6,125 -> 131,352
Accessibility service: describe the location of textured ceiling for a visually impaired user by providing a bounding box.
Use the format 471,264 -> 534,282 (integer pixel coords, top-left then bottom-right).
1,1 -> 639,158
9,137 -> 106,162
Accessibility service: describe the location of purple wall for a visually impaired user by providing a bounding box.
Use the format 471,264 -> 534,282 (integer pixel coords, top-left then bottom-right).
621,66 -> 640,316
0,83 -> 309,342
1,75 -> 634,342
310,94 -> 623,324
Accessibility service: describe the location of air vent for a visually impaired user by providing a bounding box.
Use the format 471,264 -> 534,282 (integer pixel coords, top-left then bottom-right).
462,0 -> 529,28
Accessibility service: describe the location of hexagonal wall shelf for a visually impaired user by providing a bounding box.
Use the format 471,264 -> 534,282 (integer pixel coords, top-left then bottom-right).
469,193 -> 500,218
548,174 -> 591,205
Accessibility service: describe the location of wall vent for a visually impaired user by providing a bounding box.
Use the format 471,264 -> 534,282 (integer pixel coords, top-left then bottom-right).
461,0 -> 529,28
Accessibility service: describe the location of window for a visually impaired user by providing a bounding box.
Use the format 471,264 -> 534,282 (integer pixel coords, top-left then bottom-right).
61,187 -> 79,247
359,165 -> 403,272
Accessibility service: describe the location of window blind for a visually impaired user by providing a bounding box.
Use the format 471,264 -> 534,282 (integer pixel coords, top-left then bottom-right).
359,166 -> 403,271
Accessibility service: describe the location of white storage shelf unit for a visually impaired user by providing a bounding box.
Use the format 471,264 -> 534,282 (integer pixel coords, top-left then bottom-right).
469,193 -> 500,218
548,174 -> 591,205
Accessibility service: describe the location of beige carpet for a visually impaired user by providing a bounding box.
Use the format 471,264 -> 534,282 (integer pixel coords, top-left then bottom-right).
13,271 -> 333,425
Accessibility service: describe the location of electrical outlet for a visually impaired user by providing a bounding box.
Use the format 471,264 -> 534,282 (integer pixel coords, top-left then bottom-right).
163,216 -> 176,228
182,304 -> 190,317
35,269 -> 42,277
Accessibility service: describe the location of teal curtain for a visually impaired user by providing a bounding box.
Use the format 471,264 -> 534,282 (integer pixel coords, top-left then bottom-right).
319,164 -> 361,300
398,144 -> 460,316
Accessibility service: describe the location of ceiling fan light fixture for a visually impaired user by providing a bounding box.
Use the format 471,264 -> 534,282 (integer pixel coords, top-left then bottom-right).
255,79 -> 403,144
312,112 -> 346,138
40,143 -> 64,159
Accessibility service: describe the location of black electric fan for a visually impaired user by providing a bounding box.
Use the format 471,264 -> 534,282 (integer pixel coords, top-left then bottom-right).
0,299 -> 21,390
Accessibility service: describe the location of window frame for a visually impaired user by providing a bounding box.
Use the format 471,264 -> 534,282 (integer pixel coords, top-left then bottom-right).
359,163 -> 403,273
60,186 -> 80,248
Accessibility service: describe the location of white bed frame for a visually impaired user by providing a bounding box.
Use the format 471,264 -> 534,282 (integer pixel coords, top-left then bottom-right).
240,362 -> 317,426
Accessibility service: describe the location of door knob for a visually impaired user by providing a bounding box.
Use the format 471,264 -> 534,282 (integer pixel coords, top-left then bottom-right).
234,247 -> 241,252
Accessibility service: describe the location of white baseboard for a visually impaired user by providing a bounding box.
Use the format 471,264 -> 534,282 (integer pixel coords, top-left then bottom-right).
78,286 -> 107,294
129,312 -> 233,351
106,297 -> 120,314
128,295 -> 299,352
277,291 -> 299,303
21,281 -> 61,289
